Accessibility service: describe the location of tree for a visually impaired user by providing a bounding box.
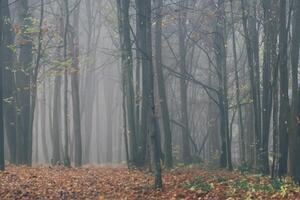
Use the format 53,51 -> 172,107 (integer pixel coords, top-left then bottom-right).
289,0 -> 300,183
154,0 -> 172,168
116,0 -> 138,166
278,0 -> 289,177
63,0 -> 71,167
230,0 -> 245,165
0,0 -> 5,171
0,0 -> 16,164
136,0 -> 150,166
178,0 -> 191,165
145,0 -> 162,188
215,0 -> 232,170
70,1 -> 82,167
15,0 -> 33,165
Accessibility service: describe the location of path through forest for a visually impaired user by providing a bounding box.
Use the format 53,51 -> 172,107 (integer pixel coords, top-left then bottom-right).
0,166 -> 299,199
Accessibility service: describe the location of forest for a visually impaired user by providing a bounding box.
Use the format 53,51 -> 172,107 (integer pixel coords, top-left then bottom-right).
1,0 -> 300,199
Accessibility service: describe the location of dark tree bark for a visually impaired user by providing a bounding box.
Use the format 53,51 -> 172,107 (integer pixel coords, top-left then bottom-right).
15,0 -> 33,165
144,0 -> 162,188
178,0 -> 191,165
0,0 -> 16,164
289,0 -> 300,183
278,0 -> 289,177
116,0 -> 138,165
0,0 -> 5,171
154,0 -> 172,168
136,0 -> 150,166
261,0 -> 278,175
215,0 -> 232,170
240,0 -> 262,171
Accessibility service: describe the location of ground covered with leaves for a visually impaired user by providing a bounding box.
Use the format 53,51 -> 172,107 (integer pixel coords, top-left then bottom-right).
0,165 -> 299,199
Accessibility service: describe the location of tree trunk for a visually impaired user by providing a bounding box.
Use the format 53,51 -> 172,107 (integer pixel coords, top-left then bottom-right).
0,0 -> 5,170
63,0 -> 70,167
278,0 -> 289,177
289,0 -> 300,183
215,0 -> 232,170
69,3 -> 82,167
178,0 -> 191,165
240,0 -> 262,171
230,0 -> 245,165
136,0 -> 150,166
154,0 -> 172,168
15,0 -> 33,165
0,0 -> 17,164
261,0 -> 278,175
116,0 -> 137,166
40,77 -> 49,162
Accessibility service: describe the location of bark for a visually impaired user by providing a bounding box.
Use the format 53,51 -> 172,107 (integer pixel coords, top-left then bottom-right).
70,2 -> 82,167
0,0 -> 16,164
0,0 -> 5,170
230,0 -> 245,165
240,0 -> 262,171
15,0 -> 33,165
278,0 -> 289,177
40,77 -> 49,163
178,0 -> 191,165
261,0 -> 277,174
136,0 -> 150,166
289,0 -> 300,183
63,0 -> 70,167
145,0 -> 162,188
116,0 -> 138,165
154,0 -> 172,168
215,0 -> 232,170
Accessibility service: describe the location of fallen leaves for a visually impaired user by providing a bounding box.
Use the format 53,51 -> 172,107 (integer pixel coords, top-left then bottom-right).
0,165 -> 299,199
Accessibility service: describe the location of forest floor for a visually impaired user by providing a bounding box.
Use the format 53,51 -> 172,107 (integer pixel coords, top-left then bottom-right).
0,165 -> 300,199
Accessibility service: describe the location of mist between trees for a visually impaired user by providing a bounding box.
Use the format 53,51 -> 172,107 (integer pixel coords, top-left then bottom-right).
0,0 -> 300,189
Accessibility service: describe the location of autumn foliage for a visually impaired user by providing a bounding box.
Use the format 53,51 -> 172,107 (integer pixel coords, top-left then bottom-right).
0,166 -> 299,199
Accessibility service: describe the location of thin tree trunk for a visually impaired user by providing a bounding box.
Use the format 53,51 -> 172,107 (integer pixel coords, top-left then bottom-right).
63,0 -> 70,167
0,0 -> 5,170
154,0 -> 172,168
117,0 -> 137,166
178,0 -> 191,165
70,1 -> 82,167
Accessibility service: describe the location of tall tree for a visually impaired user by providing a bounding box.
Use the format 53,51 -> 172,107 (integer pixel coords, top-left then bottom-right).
154,0 -> 172,168
261,0 -> 277,174
230,0 -> 245,165
145,0 -> 162,188
0,0 -> 5,171
70,1 -> 82,167
215,0 -> 232,170
0,0 -> 16,164
278,0 -> 289,177
240,0 -> 262,171
289,0 -> 300,183
63,0 -> 71,167
178,0 -> 191,164
116,0 -> 138,166
15,0 -> 33,165
136,0 -> 150,166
